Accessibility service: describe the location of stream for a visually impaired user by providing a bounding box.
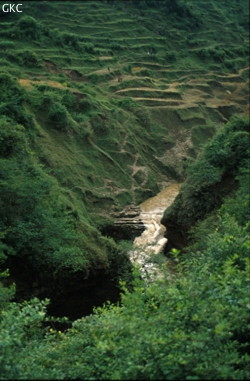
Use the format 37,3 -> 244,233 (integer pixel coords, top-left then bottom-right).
129,183 -> 180,281
46,183 -> 180,321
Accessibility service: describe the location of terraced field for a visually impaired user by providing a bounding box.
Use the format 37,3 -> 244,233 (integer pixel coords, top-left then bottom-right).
0,0 -> 249,214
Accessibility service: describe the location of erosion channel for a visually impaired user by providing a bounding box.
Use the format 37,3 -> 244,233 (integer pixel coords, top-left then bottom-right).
129,183 -> 180,281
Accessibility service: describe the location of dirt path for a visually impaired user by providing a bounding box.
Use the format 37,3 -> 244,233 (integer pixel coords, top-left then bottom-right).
130,153 -> 148,187
18,78 -> 67,89
116,87 -> 174,93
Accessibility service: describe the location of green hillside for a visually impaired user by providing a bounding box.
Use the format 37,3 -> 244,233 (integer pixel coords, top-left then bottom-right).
0,1 -> 249,379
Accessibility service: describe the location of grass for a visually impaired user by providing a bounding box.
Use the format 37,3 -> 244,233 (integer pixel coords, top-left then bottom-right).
0,0 -> 248,258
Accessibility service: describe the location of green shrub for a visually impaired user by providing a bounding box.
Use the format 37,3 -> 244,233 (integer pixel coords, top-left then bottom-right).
0,40 -> 15,50
16,50 -> 40,68
16,16 -> 42,40
0,117 -> 27,158
78,98 -> 92,113
115,97 -> 137,109
78,120 -> 93,138
196,47 -> 227,63
61,91 -> 76,110
110,42 -> 124,51
138,68 -> 153,77
0,73 -> 24,103
59,32 -> 81,51
48,102 -> 70,131
34,90 -> 73,131
164,51 -> 177,62
83,42 -> 96,54
0,73 -> 33,128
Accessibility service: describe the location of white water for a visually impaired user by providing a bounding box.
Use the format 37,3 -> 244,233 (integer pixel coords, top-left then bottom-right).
129,183 -> 180,281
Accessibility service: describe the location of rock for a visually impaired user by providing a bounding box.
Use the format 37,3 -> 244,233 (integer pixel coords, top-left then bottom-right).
102,205 -> 145,241
129,183 -> 180,281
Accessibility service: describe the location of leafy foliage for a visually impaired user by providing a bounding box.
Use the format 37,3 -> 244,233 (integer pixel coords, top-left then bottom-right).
0,73 -> 33,128
162,116 -> 250,231
16,16 -> 43,40
0,78 -> 127,290
1,212 -> 249,379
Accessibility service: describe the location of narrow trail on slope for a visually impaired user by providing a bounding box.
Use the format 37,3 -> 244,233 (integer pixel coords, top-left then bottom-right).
129,183 -> 181,281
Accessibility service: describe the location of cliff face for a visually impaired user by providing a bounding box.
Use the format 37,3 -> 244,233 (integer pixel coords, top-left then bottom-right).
102,205 -> 145,241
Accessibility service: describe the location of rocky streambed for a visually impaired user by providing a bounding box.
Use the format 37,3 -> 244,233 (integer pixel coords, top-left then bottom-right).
129,183 -> 181,281
48,184 -> 180,320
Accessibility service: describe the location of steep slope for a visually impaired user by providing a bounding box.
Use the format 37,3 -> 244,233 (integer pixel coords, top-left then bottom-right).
162,116 -> 250,249
1,0 -> 248,205
0,0 -> 249,309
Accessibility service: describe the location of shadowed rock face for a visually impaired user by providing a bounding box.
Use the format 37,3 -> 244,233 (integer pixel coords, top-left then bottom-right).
103,205 -> 145,241
47,274 -> 121,321
8,255 -> 121,321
